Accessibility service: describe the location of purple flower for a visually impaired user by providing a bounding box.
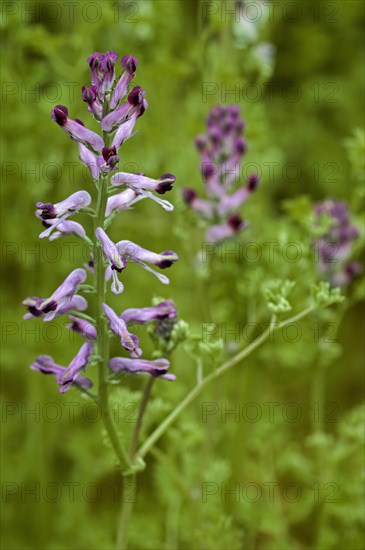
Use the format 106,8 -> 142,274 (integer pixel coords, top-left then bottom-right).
182,189 -> 214,218
121,300 -> 177,325
184,105 -> 259,241
116,240 -> 178,284
111,172 -> 175,210
87,51 -> 118,98
66,316 -> 97,341
206,214 -> 249,243
313,199 -> 361,287
39,220 -> 86,241
78,144 -> 100,180
106,188 -> 142,217
82,85 -> 103,120
111,171 -> 175,194
102,303 -> 141,357
109,356 -> 175,380
23,294 -> 87,320
101,86 -> 147,132
78,145 -> 120,180
35,268 -> 87,321
218,174 -> 260,215
111,111 -> 141,151
51,105 -> 104,152
95,227 -> 127,294
30,342 -> 93,393
110,55 -> 138,109
36,190 -> 91,239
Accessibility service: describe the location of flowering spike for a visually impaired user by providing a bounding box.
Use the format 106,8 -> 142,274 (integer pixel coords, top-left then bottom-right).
183,104 -> 259,241
313,199 -> 361,287
26,50 -> 179,425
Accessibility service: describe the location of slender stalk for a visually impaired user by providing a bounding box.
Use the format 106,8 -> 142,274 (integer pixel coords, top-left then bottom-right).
116,474 -> 137,550
129,378 -> 155,458
117,377 -> 155,547
136,308 -> 316,460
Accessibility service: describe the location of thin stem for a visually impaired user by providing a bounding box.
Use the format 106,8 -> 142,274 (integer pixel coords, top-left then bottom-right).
129,378 -> 155,458
136,307 -> 316,460
116,474 -> 137,550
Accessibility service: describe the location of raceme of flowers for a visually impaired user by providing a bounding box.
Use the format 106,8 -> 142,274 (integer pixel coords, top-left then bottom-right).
24,51 -> 178,392
182,105 -> 260,242
313,199 -> 361,287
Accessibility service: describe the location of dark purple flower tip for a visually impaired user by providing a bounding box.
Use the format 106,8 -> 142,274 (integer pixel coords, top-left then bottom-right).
156,173 -> 176,194
222,120 -> 234,134
234,136 -> 247,155
121,55 -> 138,73
345,262 -> 362,277
111,255 -> 127,273
51,105 -> 68,126
41,300 -> 58,313
27,306 -> 42,317
202,162 -> 216,179
195,135 -> 208,152
36,202 -> 57,219
228,214 -> 244,232
227,105 -> 241,118
235,120 -> 245,133
149,367 -> 169,377
209,127 -> 222,145
208,106 -> 225,124
87,52 -> 102,69
247,173 -> 260,192
157,251 -> 179,269
101,51 -> 118,70
182,188 -> 197,204
108,156 -> 120,169
102,146 -> 117,161
82,85 -> 98,103
128,86 -> 144,106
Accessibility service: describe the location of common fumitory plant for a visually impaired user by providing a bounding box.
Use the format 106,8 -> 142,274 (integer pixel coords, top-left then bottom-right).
23,51 -> 345,550
182,105 -> 259,242
23,51 -> 183,545
24,51 -> 178,395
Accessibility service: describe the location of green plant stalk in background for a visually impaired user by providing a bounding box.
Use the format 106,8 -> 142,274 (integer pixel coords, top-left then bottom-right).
116,294 -> 343,548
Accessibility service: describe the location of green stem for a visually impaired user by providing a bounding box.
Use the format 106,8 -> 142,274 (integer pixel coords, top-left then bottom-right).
136,308 -> 316,461
116,474 -> 137,550
129,378 -> 155,458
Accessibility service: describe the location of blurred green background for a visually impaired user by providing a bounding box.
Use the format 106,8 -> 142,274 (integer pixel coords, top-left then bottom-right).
1,1 -> 364,549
